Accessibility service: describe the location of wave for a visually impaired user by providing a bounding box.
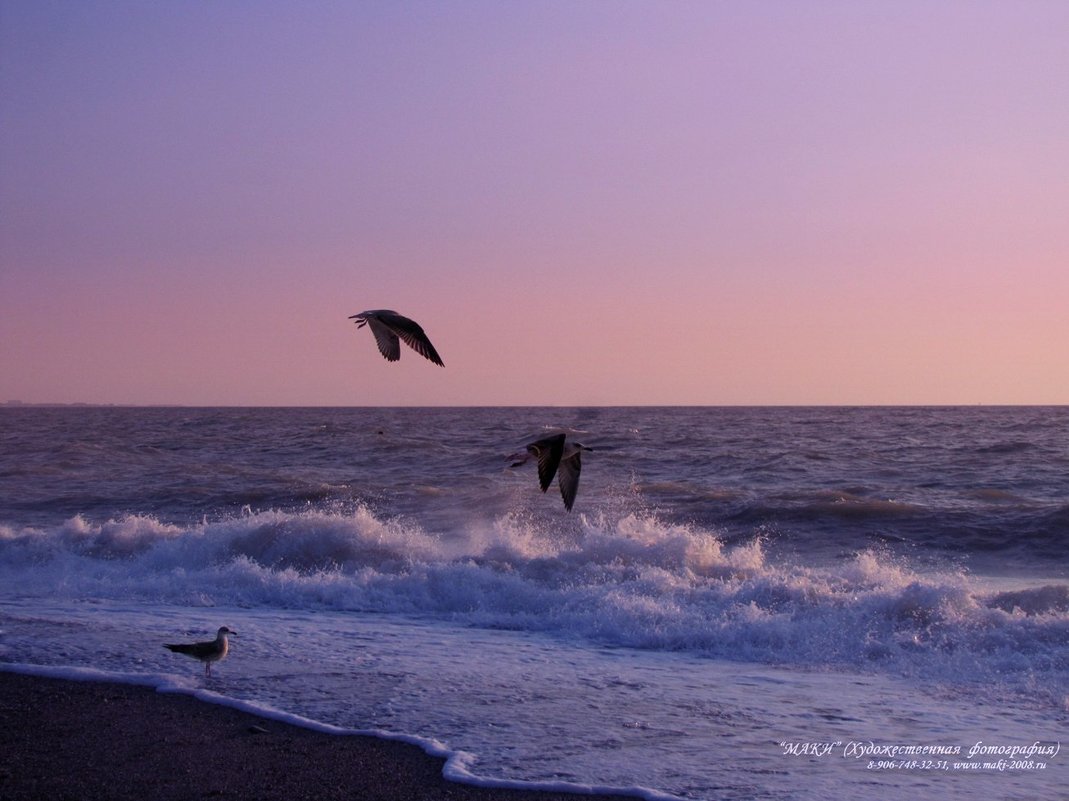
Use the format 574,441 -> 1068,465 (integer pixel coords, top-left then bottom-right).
770,489 -> 924,520
2,507 -> 1067,708
974,440 -> 1038,455
1,663 -> 672,801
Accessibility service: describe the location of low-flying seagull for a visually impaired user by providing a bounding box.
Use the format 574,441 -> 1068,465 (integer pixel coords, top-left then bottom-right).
163,626 -> 236,677
510,432 -> 593,511
349,309 -> 444,366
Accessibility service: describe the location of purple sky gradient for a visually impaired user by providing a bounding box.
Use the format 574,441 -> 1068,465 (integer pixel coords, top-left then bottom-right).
2,1 -> 1067,405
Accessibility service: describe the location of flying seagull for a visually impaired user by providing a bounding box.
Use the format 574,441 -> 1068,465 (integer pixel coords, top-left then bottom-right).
164,626 -> 236,677
349,309 -> 444,366
510,432 -> 593,511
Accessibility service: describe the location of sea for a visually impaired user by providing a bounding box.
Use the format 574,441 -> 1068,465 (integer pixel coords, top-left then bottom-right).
1,405 -> 1066,801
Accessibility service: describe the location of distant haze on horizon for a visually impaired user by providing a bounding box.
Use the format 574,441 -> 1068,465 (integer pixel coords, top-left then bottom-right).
2,2 -> 1067,407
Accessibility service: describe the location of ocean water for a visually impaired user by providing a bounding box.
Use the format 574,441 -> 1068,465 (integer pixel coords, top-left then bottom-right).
1,406 -> 1066,800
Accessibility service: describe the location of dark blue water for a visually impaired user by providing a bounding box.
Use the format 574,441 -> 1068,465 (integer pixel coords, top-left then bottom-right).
3,406 -> 1067,800
3,406 -> 1066,576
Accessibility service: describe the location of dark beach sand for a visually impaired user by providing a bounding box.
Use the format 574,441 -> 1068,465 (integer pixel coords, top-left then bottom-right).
0,672 -> 637,801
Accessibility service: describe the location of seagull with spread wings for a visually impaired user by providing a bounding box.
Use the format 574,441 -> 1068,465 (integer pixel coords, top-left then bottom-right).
349,310 -> 444,366
510,432 -> 593,511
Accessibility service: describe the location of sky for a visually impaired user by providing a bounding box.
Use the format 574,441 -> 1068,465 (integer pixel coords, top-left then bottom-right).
2,1 -> 1067,406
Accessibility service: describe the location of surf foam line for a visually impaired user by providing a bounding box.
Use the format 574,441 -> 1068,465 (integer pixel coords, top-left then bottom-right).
1,663 -> 680,801
2,506 -> 1067,710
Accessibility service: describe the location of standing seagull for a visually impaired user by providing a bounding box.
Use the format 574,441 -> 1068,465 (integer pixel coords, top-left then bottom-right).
510,432 -> 593,511
349,310 -> 444,366
164,626 -> 236,677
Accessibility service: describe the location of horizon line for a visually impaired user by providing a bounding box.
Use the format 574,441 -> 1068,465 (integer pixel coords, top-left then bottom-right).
5,401 -> 1068,410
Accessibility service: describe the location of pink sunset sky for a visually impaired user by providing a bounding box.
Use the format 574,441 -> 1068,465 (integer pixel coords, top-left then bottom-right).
2,1 -> 1067,406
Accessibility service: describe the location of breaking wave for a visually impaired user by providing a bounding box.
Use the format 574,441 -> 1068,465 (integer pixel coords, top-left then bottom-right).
3,506 -> 1066,709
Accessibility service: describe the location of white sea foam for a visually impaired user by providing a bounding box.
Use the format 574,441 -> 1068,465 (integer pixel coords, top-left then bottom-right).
4,406 -> 1067,800
4,601 -> 1064,801
1,660 -> 671,801
2,505 -> 1066,712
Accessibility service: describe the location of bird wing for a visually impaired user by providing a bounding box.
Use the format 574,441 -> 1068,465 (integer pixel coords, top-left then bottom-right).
380,312 -> 445,366
164,640 -> 218,658
557,450 -> 582,511
527,433 -> 566,493
364,315 -> 402,361
349,310 -> 444,366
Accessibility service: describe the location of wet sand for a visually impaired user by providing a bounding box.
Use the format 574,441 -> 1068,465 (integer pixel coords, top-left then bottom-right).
0,672 -> 637,801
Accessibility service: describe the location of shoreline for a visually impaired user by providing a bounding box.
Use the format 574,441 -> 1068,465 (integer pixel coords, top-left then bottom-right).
0,671 -> 640,801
